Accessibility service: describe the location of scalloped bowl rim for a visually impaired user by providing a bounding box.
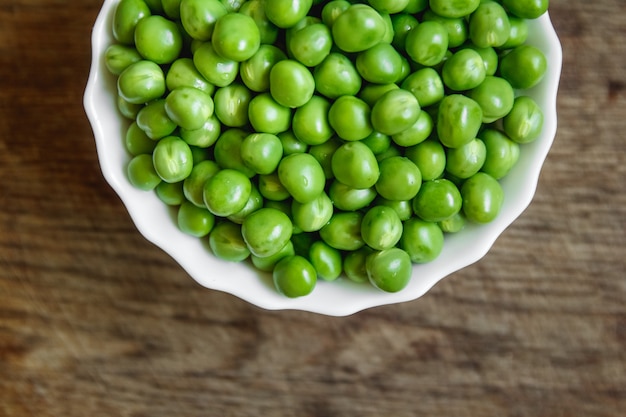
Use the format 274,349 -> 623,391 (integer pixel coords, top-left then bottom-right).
84,0 -> 562,316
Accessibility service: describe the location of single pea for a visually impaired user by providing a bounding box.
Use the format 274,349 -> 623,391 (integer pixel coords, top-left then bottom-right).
362,131 -> 392,156
213,129 -> 256,177
125,121 -> 157,156
156,180 -> 185,206
499,45 -> 547,89
189,146 -> 209,164
479,129 -> 520,179
442,48 -> 486,91
343,246 -> 374,283
240,45 -> 287,93
309,136 -> 342,179
502,0 -> 549,19
166,58 -> 215,96
390,12 -> 418,51
321,0 -> 350,27
292,95 -> 334,146
366,248 -> 412,293
248,93 -> 292,134
391,110 -> 433,147
422,9 -> 468,48
209,221 -> 250,262
288,22 -> 333,67
162,0 -> 182,19
212,13 -> 260,62
136,99 -> 176,140
320,211 -> 365,251
258,172 -> 291,201
308,241 -> 342,282
377,144 -> 403,162
241,133 -> 283,175
400,217 -> 444,263
461,43 -> 498,76
134,15 -> 182,64
183,159 -> 220,207
356,43 -> 404,85
127,154 -> 161,191
117,95 -> 143,120
359,83 -> 400,108
375,156 -> 422,201
445,138 -> 487,179
165,87 -> 214,131
428,0 -> 479,18
278,130 -> 308,155
270,60 -> 315,108
329,180 -> 377,211
368,0 -> 409,13
469,2 -> 511,48
437,94 -> 483,148
213,83 -> 252,128
177,200 -> 215,237
117,60 -> 165,104
467,76 -> 515,123
273,255 -> 317,298
500,16 -> 529,49
264,0 -> 313,28
328,96 -> 373,141
180,0 -> 228,41
152,136 -> 194,183
112,0 -> 151,45
143,0 -> 163,13
104,44 -> 142,75
251,240 -> 295,272
313,53 -> 362,100
403,0 -> 428,13
401,68 -> 445,108
180,115 -> 221,148
405,21 -> 449,67
278,153 -> 326,204
241,207 -> 293,257
412,179 -> 462,222
375,197 -> 413,221
361,205 -> 403,250
438,211 -> 467,233
239,0 -> 279,44
228,183 -> 264,224
371,89 -> 421,136
203,169 -> 252,217
332,4 -> 387,53
502,96 -> 544,144
193,42 -> 239,88
292,191 -> 334,232
461,172 -> 504,224
331,141 -> 380,189
405,139 -> 446,181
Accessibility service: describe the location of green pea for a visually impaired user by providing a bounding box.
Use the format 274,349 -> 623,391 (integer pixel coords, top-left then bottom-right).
135,99 -> 175,140
401,68 -> 445,108
241,207 -> 293,257
240,45 -> 287,93
479,129 -> 520,179
413,179 -> 462,222
461,43 -> 498,76
502,96 -> 544,144
375,197 -> 413,221
112,0 -> 151,45
359,83 -> 400,108
213,83 -> 252,128
361,206 -> 403,250
368,0 -> 409,13
438,211 -> 466,233
273,255 -> 317,298
500,16 -> 529,49
400,217 -> 444,263
442,48 -> 486,91
375,156 -> 422,201
288,22 -> 333,67
180,115 -> 221,148
251,240 -> 295,272
467,76 -> 515,123
321,0 -> 350,27
371,89 -> 421,136
209,221 -> 250,262
356,43 -> 404,85
428,0 -> 479,18
278,130 -> 308,155
134,15 -> 182,64
461,172 -> 504,224
104,44 -> 142,75
258,172 -> 291,201
313,53 -> 362,100
193,42 -> 239,88
422,9 -> 468,48
203,168 -> 252,216
343,246 -> 373,283
329,180 -> 377,211
309,136 -> 342,179
212,13 -> 260,62
405,20 -> 449,67
183,160 -> 220,207
143,0 -> 163,13
162,0 -> 182,19
180,0 -> 228,41
264,0 -> 313,29
117,60 -> 165,104
445,138 -> 487,179
405,139 -> 446,181
239,0 -> 279,44
331,141 -> 380,189
502,0 -> 549,19
366,248 -> 412,293
436,94 -> 483,148
390,12 -> 418,51
165,87 -> 214,131
308,241 -> 342,282
320,211 -> 365,251
152,136 -> 194,183
166,58 -> 215,96
331,4 -> 387,53
403,0 -> 428,13
269,60 -> 315,108
362,131 -> 392,156
248,93 -> 292,134
127,153 -> 161,191
228,183 -> 264,224
328,96 -> 373,141
391,110 -> 433,147
292,191 -> 334,232
156,180 -> 185,206
125,121 -> 157,156
117,95 -> 143,120
292,95 -> 334,146
241,133 -> 283,175
177,200 -> 215,237
278,153 -> 326,204
499,45 -> 547,89
469,2 -> 511,48
213,129 -> 256,177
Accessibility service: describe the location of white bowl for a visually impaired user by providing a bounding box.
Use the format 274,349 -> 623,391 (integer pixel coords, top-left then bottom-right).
84,0 -> 562,316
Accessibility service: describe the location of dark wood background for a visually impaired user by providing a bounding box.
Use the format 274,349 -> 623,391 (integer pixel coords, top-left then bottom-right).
1,1 -> 624,416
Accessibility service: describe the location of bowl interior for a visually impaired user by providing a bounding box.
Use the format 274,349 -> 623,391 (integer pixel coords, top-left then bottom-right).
84,0 -> 562,316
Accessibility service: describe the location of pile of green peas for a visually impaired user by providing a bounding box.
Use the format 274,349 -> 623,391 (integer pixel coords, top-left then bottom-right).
105,0 -> 549,297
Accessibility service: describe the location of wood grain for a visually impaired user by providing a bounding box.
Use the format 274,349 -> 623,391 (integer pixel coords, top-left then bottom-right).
1,1 -> 624,416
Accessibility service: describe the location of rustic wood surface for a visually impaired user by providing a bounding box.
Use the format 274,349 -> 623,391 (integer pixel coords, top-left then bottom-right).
1,1 -> 624,416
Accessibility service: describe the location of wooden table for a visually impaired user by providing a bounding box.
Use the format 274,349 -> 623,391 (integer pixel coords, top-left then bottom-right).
1,1 -> 624,415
